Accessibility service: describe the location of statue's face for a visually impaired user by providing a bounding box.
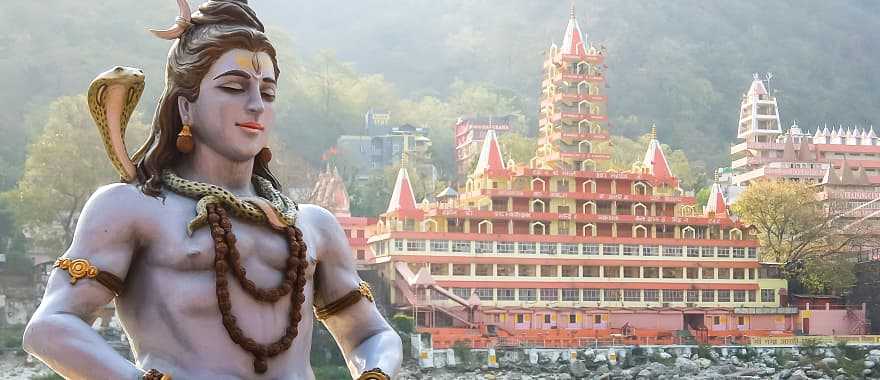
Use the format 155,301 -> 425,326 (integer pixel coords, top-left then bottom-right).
183,48 -> 277,162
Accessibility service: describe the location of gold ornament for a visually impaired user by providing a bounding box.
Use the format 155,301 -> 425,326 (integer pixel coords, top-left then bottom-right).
53,258 -> 99,285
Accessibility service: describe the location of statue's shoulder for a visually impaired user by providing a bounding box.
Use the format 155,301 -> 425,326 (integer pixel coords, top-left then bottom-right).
82,183 -> 162,220
295,203 -> 336,229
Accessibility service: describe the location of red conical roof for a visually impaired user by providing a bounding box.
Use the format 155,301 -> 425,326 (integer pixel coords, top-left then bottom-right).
474,129 -> 506,175
561,4 -> 587,56
387,168 -> 417,213
704,182 -> 728,216
642,126 -> 674,182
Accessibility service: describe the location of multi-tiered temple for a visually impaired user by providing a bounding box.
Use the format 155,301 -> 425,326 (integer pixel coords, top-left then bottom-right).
366,8 -> 810,347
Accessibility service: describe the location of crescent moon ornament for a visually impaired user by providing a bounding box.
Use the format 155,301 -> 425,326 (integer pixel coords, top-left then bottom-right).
149,0 -> 193,40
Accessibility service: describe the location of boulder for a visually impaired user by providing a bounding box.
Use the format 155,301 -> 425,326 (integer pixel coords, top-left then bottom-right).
658,352 -> 672,360
870,349 -> 880,356
805,369 -> 824,379
568,360 -> 587,378
557,374 -> 572,380
820,357 -> 838,369
674,357 -> 699,375
784,360 -> 800,369
865,368 -> 875,376
697,358 -> 712,369
593,354 -> 607,364
864,360 -> 876,369
788,369 -> 808,380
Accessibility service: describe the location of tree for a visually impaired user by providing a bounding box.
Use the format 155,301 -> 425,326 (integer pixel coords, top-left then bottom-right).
497,132 -> 537,167
731,180 -> 864,294
609,133 -> 704,191
1,95 -> 148,255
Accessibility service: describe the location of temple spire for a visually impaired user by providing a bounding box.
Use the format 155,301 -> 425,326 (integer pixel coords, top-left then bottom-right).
387,167 -> 417,213
704,181 -> 728,217
642,125 -> 674,182
474,129 -> 506,175
560,3 -> 586,55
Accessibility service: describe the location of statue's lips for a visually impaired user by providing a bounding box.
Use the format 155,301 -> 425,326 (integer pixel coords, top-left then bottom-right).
236,122 -> 264,131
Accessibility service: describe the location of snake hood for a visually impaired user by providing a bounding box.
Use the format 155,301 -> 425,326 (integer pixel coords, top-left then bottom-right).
87,66 -> 146,183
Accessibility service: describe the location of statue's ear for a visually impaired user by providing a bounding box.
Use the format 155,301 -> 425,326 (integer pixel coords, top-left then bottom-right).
177,95 -> 193,125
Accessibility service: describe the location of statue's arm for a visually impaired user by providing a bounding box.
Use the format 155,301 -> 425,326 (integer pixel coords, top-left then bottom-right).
308,205 -> 402,379
23,184 -> 146,380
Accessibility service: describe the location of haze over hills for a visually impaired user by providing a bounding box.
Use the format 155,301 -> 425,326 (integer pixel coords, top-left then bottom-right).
255,0 -> 879,165
0,0 -> 877,191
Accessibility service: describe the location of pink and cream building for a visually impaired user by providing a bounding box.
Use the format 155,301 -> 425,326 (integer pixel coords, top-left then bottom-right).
366,8 -> 812,346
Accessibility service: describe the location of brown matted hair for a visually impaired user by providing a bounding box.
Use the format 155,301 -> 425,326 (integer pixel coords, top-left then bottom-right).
134,0 -> 281,196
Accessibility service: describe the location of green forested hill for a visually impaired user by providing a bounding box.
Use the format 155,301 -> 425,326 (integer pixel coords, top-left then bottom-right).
258,0 -> 880,165
1,0 -> 877,192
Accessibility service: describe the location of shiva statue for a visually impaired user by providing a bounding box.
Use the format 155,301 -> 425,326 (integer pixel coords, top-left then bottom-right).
22,1 -> 402,379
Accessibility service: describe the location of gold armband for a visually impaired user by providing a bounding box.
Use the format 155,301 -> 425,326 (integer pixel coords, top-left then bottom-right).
314,281 -> 374,320
358,367 -> 390,380
54,258 -> 124,296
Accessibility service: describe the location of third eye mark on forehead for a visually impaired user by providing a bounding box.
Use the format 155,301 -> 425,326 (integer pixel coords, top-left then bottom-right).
213,69 -> 276,85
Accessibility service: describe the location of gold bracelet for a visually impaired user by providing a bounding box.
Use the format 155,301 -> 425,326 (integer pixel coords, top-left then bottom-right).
358,367 -> 390,380
314,281 -> 374,320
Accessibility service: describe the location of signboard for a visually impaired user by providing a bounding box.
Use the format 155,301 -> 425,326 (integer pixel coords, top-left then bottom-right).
734,307 -> 798,315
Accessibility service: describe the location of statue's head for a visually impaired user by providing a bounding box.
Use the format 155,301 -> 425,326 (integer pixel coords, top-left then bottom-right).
137,0 -> 280,195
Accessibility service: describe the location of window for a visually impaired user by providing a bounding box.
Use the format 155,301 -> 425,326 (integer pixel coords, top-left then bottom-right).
643,267 -> 659,278
733,268 -> 745,279
498,288 -> 515,301
452,240 -> 471,253
663,290 -> 684,302
717,247 -> 731,258
569,314 -> 577,324
344,229 -> 351,238
733,247 -> 746,258
430,263 -> 448,275
594,315 -> 603,324
519,242 -> 536,255
393,239 -> 403,251
603,244 -> 620,256
603,266 -> 620,278
687,290 -> 700,303
497,264 -> 515,276
644,289 -> 660,302
717,268 -> 731,279
356,250 -> 365,260
431,240 -> 449,252
642,246 -> 659,256
737,316 -> 745,326
497,241 -> 515,254
475,288 -> 493,300
583,289 -> 600,301
560,243 -> 578,255
747,247 -> 758,258
562,288 -> 579,301
452,264 -> 471,276
713,316 -> 721,325
662,267 -> 683,279
701,247 -> 715,258
582,266 -> 600,277
702,290 -> 715,302
540,288 -> 559,301
686,267 -> 699,279
702,267 -> 715,279
518,265 -> 536,277
543,314 -> 551,324
623,245 -> 639,256
540,243 -> 558,255
624,289 -> 641,302
603,289 -> 620,302
718,290 -> 731,302
561,265 -> 579,277
687,246 -> 700,257
475,264 -> 493,276
623,266 -> 640,278
518,288 -> 536,301
406,240 -> 425,251
663,246 -> 683,257
357,229 -> 365,238
734,290 -> 746,303
540,265 -> 558,277
583,244 -> 600,255
761,289 -> 775,303
475,241 -> 493,254
516,314 -> 525,323
452,288 -> 471,299
748,290 -> 756,302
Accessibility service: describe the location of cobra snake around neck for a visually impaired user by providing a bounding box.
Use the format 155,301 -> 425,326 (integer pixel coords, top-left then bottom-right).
87,66 -> 297,235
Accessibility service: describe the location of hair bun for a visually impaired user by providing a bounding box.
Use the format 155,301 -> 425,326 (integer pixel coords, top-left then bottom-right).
192,0 -> 264,32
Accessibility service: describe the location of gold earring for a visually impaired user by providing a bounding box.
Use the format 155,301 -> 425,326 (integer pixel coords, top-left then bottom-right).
176,123 -> 194,153
257,146 -> 272,163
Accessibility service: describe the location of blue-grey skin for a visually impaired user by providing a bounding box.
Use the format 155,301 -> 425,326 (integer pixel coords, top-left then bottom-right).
22,49 -> 402,380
